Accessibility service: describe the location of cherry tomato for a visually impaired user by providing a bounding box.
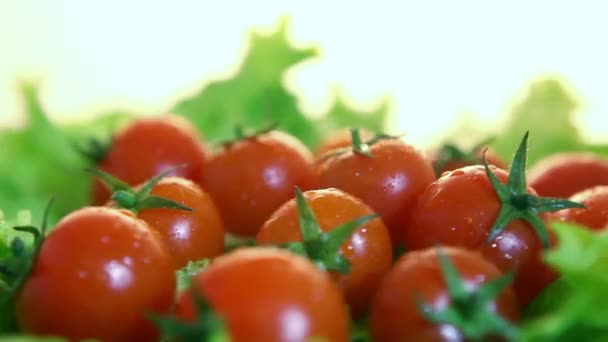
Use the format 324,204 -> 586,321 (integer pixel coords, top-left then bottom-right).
316,138 -> 436,245
528,152 -> 608,198
370,247 -> 519,341
176,247 -> 349,342
93,115 -> 209,205
256,188 -> 392,316
203,130 -> 317,237
403,165 -> 552,306
314,128 -> 373,156
551,185 -> 608,231
137,176 -> 225,268
16,207 -> 176,341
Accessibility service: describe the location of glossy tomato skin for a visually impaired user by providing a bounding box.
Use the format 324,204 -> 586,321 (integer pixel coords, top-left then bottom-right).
314,128 -> 373,156
16,207 -> 176,341
551,185 -> 608,231
256,188 -> 392,317
528,152 -> 608,198
370,247 -> 519,342
403,165 -> 550,306
203,130 -> 317,237
93,115 -> 209,205
176,247 -> 349,342
317,139 -> 436,245
137,176 -> 225,268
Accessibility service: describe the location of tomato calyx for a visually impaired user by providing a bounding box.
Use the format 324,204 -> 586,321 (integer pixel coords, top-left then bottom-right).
87,166 -> 193,214
150,288 -> 228,342
73,136 -> 113,165
217,122 -> 279,146
317,128 -> 401,162
281,187 -> 379,274
417,247 -> 519,341
483,132 -> 584,247
0,199 -> 53,299
433,136 -> 495,176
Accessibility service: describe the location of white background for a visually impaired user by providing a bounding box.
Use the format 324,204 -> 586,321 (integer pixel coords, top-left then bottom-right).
1,1 -> 607,146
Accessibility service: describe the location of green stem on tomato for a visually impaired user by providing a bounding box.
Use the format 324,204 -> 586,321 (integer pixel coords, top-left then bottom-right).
87,165 -> 193,214
219,122 -> 280,146
316,128 -> 402,164
73,136 -> 113,165
433,136 -> 496,176
417,247 -> 519,341
283,187 -> 379,274
483,132 -> 584,247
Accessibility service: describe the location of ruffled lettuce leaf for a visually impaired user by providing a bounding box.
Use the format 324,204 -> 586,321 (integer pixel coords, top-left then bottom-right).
492,79 -> 608,165
520,222 -> 608,341
172,18 -> 388,148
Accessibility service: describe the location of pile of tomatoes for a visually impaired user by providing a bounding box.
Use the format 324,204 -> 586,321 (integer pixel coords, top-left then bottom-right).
6,113 -> 608,342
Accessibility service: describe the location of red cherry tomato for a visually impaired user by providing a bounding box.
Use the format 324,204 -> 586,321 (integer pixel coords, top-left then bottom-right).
137,176 -> 225,268
317,138 -> 436,245
93,115 -> 209,205
256,188 -> 392,316
403,165 -> 552,306
551,185 -> 608,231
176,247 -> 349,342
370,247 -> 520,341
203,130 -> 317,237
528,152 -> 608,198
16,207 -> 176,341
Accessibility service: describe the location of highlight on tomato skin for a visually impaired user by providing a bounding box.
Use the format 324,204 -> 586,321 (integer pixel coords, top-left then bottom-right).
92,114 -> 209,205
316,134 -> 436,246
15,207 -> 176,342
256,187 -> 393,318
175,247 -> 350,342
369,246 -> 520,342
202,130 -> 318,238
137,176 -> 225,269
550,185 -> 608,231
528,152 -> 608,199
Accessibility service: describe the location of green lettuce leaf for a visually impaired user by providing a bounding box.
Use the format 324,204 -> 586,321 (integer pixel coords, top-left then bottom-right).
520,222 -> 608,341
0,209 -> 41,333
491,79 -> 608,165
172,17 -> 388,148
0,84 -> 89,226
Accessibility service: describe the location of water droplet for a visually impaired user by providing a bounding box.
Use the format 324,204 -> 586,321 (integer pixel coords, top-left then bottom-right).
77,271 -> 88,279
123,256 -> 133,266
133,241 -> 141,249
101,236 -> 110,244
